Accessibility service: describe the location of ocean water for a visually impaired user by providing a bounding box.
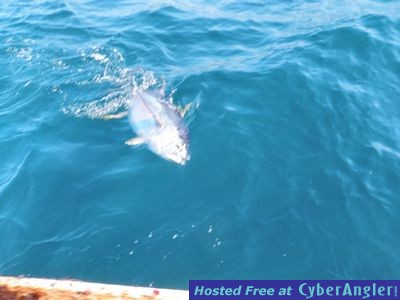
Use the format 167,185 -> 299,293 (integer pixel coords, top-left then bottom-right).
1,0 -> 400,289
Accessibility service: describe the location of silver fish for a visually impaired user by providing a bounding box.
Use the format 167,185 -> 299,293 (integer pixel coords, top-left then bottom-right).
104,90 -> 190,165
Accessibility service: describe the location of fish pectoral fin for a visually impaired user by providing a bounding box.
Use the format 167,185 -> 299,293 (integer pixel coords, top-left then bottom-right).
125,137 -> 145,146
102,111 -> 129,120
179,103 -> 193,117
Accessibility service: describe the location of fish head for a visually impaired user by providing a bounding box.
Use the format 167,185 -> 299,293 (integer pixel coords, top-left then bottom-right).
164,139 -> 190,165
150,127 -> 190,165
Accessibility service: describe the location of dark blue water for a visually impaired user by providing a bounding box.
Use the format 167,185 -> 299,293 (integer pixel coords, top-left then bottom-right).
1,0 -> 400,289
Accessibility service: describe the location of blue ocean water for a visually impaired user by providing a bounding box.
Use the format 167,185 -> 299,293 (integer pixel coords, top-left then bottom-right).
1,0 -> 400,289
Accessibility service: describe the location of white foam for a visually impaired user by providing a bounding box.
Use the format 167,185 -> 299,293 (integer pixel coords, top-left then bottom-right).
90,53 -> 108,62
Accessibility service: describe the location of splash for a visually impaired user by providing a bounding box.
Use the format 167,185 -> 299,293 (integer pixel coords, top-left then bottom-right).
59,46 -> 166,119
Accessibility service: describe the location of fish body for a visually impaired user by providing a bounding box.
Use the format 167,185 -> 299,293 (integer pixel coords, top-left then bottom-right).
128,91 -> 190,165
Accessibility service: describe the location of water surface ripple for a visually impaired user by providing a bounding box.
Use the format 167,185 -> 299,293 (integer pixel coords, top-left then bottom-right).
1,0 -> 400,287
